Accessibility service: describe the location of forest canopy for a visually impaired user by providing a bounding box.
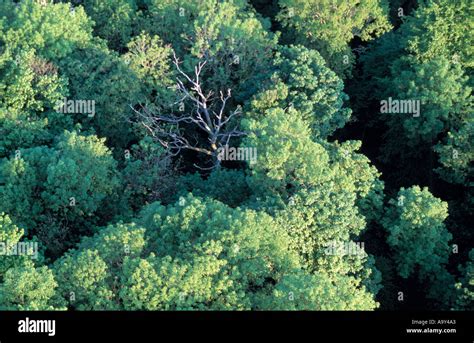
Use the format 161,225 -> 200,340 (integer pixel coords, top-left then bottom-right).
0,0 -> 472,311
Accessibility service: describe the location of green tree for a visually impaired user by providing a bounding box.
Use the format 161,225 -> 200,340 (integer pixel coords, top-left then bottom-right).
255,271 -> 378,310
53,248 -> 118,310
0,48 -> 73,158
137,194 -> 302,309
248,45 -> 351,138
0,50 -> 68,115
454,249 -> 474,310
51,194 -> 380,310
0,131 -> 121,256
0,213 -> 27,280
79,0 -> 138,51
122,32 -> 175,105
397,0 -> 473,71
0,0 -> 94,62
380,56 -> 472,167
241,104 -> 382,303
276,0 -> 392,77
0,261 -> 59,310
52,221 -> 147,310
357,0 -> 473,186
382,186 -> 455,306
434,121 -> 474,186
382,186 -> 451,278
58,47 -> 142,150
242,107 -> 330,196
122,137 -> 176,210
242,103 -> 383,222
142,0 -> 278,102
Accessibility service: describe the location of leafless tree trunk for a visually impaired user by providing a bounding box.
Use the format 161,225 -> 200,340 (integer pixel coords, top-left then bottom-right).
131,52 -> 245,170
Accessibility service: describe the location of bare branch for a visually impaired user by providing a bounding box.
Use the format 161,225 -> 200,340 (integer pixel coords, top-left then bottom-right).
131,52 -> 245,169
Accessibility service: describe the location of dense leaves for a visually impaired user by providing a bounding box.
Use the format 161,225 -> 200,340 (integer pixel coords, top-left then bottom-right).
276,0 -> 392,77
0,0 -> 470,311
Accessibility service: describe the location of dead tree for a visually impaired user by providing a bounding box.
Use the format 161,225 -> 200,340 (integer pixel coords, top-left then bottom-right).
132,52 -> 245,170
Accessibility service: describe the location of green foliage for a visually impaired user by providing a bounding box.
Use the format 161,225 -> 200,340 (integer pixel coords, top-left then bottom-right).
122,32 -> 175,104
277,0 -> 392,77
434,121 -> 474,185
242,102 -> 382,306
0,146 -> 54,230
242,107 -> 330,196
122,137 -> 175,209
0,260 -> 59,310
0,213 -> 26,279
0,50 -> 68,114
0,107 -> 72,159
359,0 -> 473,189
322,140 -> 385,224
0,48 -> 72,158
242,103 -> 383,223
53,222 -> 146,310
0,0 -> 469,313
80,0 -> 138,51
43,131 -> 121,216
352,6 -> 473,303
382,186 -> 457,306
138,0 -> 205,52
0,131 -> 120,255
1,0 -> 94,61
121,252 -> 252,310
138,195 -> 300,308
250,45 -> 351,138
140,195 -> 378,310
143,0 -> 278,102
58,47 -> 142,149
52,197 -> 297,310
53,248 -> 118,310
381,56 -> 472,160
398,0 -> 473,70
382,186 -> 451,279
454,249 -> 474,310
255,271 -> 378,310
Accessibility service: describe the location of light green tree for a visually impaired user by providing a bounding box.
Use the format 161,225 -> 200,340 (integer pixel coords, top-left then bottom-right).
453,249 -> 474,310
248,45 -> 351,138
382,186 -> 451,279
142,0 -> 278,102
0,0 -> 94,62
382,186 -> 455,306
0,131 -> 121,256
255,271 -> 378,310
276,0 -> 392,77
0,261 -> 59,310
380,56 -> 472,164
241,103 -> 382,305
58,47 -> 142,150
0,213 -> 27,280
79,0 -> 138,51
